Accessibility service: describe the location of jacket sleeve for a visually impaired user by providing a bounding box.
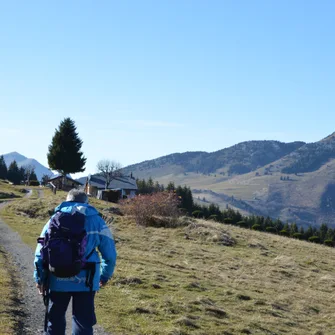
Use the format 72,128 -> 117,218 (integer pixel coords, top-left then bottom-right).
33,222 -> 49,284
97,218 -> 117,283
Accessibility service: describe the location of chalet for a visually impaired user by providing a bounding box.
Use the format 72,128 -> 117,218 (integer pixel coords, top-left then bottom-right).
47,174 -> 83,191
83,174 -> 138,200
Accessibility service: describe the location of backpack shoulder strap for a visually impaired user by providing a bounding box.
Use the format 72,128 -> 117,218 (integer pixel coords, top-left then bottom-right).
85,248 -> 96,260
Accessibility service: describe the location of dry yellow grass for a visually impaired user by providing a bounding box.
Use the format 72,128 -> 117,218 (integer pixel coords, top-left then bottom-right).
0,180 -> 27,200
97,218 -> 335,335
0,247 -> 24,335
1,185 -> 335,334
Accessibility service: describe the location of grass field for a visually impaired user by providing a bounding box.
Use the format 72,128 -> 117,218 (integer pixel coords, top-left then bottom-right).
0,246 -> 24,335
0,180 -> 27,200
1,184 -> 335,334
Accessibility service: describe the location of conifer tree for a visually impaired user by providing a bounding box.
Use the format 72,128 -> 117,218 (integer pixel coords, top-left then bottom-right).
19,167 -> 26,183
0,155 -> 7,179
47,118 -> 86,177
7,160 -> 22,185
30,170 -> 38,182
166,182 -> 175,192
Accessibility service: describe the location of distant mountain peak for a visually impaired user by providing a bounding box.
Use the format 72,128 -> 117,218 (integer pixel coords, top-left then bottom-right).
321,132 -> 335,142
2,152 -> 54,181
2,151 -> 28,162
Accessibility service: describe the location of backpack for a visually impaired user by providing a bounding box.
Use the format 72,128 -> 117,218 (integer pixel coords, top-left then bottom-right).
38,210 -> 93,278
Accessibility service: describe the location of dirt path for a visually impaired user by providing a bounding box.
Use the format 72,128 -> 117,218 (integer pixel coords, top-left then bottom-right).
37,189 -> 44,199
0,195 -> 111,334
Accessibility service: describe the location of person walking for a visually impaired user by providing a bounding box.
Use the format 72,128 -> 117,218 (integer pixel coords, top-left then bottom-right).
34,189 -> 117,335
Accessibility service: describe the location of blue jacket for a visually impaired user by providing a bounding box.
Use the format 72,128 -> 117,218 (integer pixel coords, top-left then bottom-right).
34,201 -> 117,292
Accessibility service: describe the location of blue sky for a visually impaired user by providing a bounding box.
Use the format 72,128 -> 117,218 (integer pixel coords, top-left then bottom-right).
1,0 -> 335,177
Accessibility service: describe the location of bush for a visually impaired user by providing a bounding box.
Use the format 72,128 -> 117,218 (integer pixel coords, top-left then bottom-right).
266,226 -> 276,233
120,192 -> 180,226
192,210 -> 203,218
237,221 -> 247,227
30,180 -> 40,186
223,218 -> 233,224
207,215 -> 218,221
324,239 -> 334,247
292,233 -> 303,240
280,230 -> 290,237
252,224 -> 262,231
308,236 -> 320,243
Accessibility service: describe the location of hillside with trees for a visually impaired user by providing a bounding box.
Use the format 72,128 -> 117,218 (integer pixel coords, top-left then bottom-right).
123,140 -> 305,177
123,133 -> 335,228
281,132 -> 335,174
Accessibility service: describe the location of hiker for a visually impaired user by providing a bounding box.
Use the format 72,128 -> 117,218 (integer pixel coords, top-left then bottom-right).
34,189 -> 117,335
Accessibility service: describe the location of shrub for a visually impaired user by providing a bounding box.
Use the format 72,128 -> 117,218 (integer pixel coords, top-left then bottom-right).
207,215 -> 218,221
30,180 -> 40,186
252,224 -> 261,231
324,239 -> 334,247
120,192 -> 180,226
292,233 -> 303,240
223,218 -> 233,224
280,230 -> 290,237
266,226 -> 276,233
192,210 -> 203,218
237,221 -> 247,227
308,236 -> 320,243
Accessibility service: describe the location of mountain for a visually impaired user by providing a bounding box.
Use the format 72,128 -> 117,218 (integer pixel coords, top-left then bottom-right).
2,152 -> 53,181
122,135 -> 335,228
123,140 -> 305,178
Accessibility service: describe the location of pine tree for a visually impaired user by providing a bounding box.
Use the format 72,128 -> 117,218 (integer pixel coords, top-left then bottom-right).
19,167 -> 26,183
166,182 -> 175,192
299,226 -> 305,235
319,223 -> 329,243
30,170 -> 38,181
154,181 -> 161,193
304,226 -> 314,240
7,160 -> 22,185
0,155 -> 7,179
290,223 -> 298,235
147,177 -> 154,193
47,118 -> 86,177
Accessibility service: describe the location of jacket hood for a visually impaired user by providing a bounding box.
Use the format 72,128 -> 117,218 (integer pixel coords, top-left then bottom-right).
54,201 -> 100,217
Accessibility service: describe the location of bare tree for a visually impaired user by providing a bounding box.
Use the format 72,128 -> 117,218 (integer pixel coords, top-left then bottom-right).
23,164 -> 35,186
41,173 -> 53,186
97,160 -> 122,189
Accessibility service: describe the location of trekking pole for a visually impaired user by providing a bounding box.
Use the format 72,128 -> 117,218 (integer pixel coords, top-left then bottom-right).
35,262 -> 50,332
43,272 -> 50,332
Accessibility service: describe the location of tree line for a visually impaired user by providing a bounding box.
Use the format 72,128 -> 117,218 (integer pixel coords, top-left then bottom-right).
137,177 -> 335,247
0,156 -> 39,185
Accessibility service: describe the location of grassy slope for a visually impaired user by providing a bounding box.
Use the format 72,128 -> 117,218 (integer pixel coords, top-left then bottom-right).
0,186 -> 334,334
0,180 -> 27,200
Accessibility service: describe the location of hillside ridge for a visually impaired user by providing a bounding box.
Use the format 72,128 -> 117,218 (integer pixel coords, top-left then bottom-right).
2,152 -> 54,181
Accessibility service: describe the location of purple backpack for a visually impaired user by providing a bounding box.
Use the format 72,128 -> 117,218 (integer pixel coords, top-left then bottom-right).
38,211 -> 89,278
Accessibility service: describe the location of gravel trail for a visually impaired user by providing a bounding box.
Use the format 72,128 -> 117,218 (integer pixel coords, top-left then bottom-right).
0,192 -> 111,334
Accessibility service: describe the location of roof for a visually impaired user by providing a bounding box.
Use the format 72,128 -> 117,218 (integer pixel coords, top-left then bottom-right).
88,174 -> 138,190
48,174 -> 83,185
